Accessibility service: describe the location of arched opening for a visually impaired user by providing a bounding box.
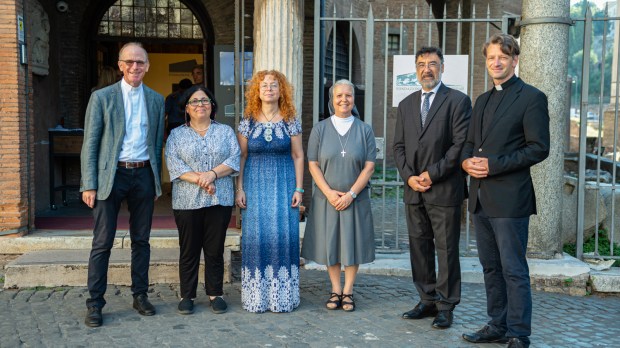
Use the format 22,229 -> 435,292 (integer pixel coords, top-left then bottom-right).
37,0 -> 218,229
87,0 -> 215,120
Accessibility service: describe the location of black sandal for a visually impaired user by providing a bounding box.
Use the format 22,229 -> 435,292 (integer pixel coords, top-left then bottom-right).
326,292 -> 342,310
341,294 -> 355,312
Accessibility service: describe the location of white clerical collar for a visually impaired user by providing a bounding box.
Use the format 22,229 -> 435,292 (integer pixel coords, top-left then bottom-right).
495,84 -> 503,91
121,78 -> 143,92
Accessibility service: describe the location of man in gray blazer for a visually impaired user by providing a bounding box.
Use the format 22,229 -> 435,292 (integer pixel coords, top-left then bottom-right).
80,42 -> 165,327
393,47 -> 471,329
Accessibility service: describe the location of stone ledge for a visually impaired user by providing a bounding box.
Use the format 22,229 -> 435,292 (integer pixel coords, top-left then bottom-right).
305,253 -> 599,295
0,228 -> 241,253
590,268 -> 620,293
3,248 -> 232,289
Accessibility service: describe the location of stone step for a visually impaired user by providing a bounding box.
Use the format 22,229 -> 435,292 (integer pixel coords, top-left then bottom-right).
3,248 -> 231,289
0,228 -> 241,254
591,268 -> 620,292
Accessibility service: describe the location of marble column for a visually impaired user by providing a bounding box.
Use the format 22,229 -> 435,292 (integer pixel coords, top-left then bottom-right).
519,0 -> 570,259
253,0 -> 304,117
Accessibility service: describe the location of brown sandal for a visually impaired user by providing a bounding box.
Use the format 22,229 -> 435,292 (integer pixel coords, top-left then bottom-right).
341,294 -> 355,312
326,292 -> 342,310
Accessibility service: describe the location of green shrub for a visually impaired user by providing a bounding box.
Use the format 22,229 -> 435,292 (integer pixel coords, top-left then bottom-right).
564,228 -> 620,267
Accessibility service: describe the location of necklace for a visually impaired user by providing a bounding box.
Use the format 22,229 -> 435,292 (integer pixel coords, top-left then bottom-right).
190,122 -> 210,132
337,129 -> 351,157
262,110 -> 278,142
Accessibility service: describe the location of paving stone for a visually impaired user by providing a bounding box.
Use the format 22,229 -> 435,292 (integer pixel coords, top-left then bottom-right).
0,269 -> 618,347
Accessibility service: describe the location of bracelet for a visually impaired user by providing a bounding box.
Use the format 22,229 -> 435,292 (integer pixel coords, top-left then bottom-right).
295,187 -> 304,193
209,170 -> 218,179
236,188 -> 244,192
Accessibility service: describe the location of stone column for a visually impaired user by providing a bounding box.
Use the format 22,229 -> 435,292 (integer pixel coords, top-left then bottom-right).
253,0 -> 304,116
519,0 -> 570,259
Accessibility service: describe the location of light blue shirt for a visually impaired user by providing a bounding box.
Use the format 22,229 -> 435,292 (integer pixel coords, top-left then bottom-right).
165,122 -> 240,210
119,79 -> 149,162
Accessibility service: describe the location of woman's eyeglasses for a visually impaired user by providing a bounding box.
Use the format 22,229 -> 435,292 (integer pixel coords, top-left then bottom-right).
187,98 -> 212,107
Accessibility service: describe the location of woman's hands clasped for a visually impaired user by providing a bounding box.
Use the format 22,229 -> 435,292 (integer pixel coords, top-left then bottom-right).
195,171 -> 216,195
326,189 -> 353,211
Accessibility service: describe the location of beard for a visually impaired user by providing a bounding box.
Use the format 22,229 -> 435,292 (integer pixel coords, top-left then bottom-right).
420,76 -> 440,90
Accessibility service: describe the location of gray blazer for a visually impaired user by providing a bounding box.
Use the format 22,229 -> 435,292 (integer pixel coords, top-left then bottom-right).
80,81 -> 165,200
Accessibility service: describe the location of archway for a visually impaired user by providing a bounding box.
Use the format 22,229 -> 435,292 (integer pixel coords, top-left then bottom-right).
35,0 -> 217,230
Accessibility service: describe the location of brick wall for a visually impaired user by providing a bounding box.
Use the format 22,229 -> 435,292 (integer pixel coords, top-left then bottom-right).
0,0 -> 32,234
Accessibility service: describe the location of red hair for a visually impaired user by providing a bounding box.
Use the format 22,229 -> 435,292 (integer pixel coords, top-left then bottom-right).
244,70 -> 297,122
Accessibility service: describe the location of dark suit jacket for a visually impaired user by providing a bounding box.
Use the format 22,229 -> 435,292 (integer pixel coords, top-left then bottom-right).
80,81 -> 165,200
460,77 -> 550,217
393,83 -> 472,206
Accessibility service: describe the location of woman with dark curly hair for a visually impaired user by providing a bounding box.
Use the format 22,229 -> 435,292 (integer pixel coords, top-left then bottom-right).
165,85 -> 240,315
235,70 -> 304,313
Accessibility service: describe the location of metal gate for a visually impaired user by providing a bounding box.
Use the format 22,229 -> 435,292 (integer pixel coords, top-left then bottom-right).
574,3 -> 620,265
312,0 -> 518,253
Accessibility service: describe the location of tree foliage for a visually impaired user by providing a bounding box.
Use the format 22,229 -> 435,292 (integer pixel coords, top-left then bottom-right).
569,1 -> 614,105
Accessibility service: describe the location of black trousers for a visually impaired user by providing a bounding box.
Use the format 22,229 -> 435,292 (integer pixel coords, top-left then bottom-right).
86,167 -> 155,309
405,203 -> 461,310
472,204 -> 532,341
173,205 -> 232,299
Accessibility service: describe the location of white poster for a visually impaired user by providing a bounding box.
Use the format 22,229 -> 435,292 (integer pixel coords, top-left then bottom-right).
392,55 -> 469,107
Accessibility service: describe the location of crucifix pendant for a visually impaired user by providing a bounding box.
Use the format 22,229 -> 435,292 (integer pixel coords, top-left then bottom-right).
341,150 -> 346,157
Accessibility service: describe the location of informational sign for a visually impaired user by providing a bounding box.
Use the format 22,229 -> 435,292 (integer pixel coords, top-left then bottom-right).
392,55 -> 469,107
17,15 -> 24,43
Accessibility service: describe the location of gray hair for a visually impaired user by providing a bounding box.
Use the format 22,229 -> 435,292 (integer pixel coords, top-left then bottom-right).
329,79 -> 355,101
118,42 -> 149,62
328,79 -> 360,117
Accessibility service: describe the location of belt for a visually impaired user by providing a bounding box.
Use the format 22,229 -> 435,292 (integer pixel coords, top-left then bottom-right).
117,160 -> 150,169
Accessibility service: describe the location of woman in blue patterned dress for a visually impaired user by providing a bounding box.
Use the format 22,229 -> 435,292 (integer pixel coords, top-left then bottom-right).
235,70 -> 304,313
166,85 -> 240,315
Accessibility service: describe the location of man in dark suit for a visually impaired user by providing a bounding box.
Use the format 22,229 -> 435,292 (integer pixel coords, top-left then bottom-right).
80,42 -> 165,327
461,34 -> 549,348
393,47 -> 471,329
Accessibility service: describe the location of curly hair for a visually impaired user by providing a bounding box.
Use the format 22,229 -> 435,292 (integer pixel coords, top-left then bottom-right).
244,70 -> 297,122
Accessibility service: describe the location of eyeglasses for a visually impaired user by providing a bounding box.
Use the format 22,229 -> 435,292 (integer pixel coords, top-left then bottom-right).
119,60 -> 146,67
416,62 -> 441,69
187,98 -> 212,107
260,83 -> 279,90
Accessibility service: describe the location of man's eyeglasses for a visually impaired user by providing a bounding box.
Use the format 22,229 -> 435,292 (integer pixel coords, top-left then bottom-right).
187,98 -> 212,107
119,60 -> 146,67
416,62 -> 440,69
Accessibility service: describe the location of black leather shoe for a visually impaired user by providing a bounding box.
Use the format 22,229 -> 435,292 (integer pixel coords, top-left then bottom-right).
462,325 -> 508,343
84,306 -> 102,327
402,302 -> 438,319
432,310 -> 453,329
133,294 -> 156,316
209,296 -> 227,314
177,298 -> 194,315
507,337 -> 530,348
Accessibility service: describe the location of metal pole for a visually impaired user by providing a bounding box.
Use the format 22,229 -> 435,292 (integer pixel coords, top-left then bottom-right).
313,0 -> 321,125
364,5 -> 374,126
576,6 -> 593,260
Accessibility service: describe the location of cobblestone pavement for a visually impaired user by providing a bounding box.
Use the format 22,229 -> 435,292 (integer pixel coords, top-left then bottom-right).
0,268 -> 619,348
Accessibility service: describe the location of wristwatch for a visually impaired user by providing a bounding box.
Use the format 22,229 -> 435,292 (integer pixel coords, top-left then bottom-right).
349,190 -> 357,199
